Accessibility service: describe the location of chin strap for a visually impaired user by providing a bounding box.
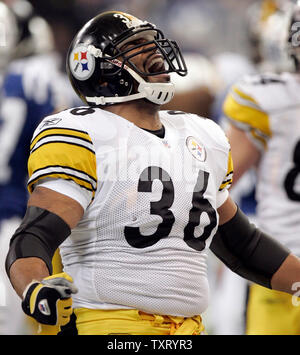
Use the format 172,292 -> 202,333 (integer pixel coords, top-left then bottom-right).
85,82 -> 175,106
85,45 -> 175,106
85,91 -> 148,106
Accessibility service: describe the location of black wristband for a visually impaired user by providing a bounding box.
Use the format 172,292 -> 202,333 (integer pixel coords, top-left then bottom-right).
5,206 -> 71,276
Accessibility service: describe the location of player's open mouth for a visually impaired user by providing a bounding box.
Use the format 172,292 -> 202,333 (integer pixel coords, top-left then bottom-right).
143,54 -> 170,82
145,54 -> 167,74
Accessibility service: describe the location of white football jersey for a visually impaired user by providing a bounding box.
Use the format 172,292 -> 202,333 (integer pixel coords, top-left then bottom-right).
223,72 -> 300,255
28,107 -> 232,317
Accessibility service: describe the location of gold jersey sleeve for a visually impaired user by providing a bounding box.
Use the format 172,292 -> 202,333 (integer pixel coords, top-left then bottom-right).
27,126 -> 97,199
223,84 -> 272,150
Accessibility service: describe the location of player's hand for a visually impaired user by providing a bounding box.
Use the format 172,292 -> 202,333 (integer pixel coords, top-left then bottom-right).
21,272 -> 78,326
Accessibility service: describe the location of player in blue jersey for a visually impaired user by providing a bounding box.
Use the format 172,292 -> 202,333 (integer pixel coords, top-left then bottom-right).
0,1 -> 80,334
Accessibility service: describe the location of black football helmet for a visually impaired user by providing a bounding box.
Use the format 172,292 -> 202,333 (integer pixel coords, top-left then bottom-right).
66,11 -> 187,106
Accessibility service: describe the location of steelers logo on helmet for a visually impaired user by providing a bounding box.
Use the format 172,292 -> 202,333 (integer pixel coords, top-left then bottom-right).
69,44 -> 95,81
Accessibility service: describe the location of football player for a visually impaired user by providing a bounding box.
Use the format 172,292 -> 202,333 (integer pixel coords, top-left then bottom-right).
0,1 -> 79,334
222,1 -> 300,335
4,10 -> 300,335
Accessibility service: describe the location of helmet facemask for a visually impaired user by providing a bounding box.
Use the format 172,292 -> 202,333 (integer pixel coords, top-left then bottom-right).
110,25 -> 187,78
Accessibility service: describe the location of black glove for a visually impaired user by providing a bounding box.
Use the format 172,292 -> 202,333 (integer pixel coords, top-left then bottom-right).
22,272 -> 78,326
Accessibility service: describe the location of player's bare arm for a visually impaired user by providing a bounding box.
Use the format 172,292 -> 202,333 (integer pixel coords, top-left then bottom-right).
28,186 -> 83,229
8,186 -> 83,298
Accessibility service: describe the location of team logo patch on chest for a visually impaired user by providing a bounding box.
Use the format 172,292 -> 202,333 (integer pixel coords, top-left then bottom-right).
186,136 -> 206,162
69,44 -> 95,81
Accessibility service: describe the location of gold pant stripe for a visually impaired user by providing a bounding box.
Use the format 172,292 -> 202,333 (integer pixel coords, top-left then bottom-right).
74,308 -> 204,335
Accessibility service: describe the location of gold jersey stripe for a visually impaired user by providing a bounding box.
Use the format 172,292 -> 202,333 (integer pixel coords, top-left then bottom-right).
219,175 -> 233,191
232,86 -> 258,106
28,142 -> 96,180
28,173 -> 95,194
227,149 -> 233,176
31,139 -> 95,156
29,164 -> 97,185
223,92 -> 272,138
28,141 -> 97,195
31,127 -> 92,151
250,128 -> 267,150
219,149 -> 233,191
219,180 -> 232,191
260,0 -> 278,22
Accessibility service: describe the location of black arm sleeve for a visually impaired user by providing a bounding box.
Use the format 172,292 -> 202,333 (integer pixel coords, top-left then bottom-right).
210,207 -> 290,289
5,206 -> 71,276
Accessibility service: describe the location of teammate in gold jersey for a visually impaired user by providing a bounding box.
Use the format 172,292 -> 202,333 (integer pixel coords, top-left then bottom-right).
4,10 -> 300,335
223,2 -> 300,335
